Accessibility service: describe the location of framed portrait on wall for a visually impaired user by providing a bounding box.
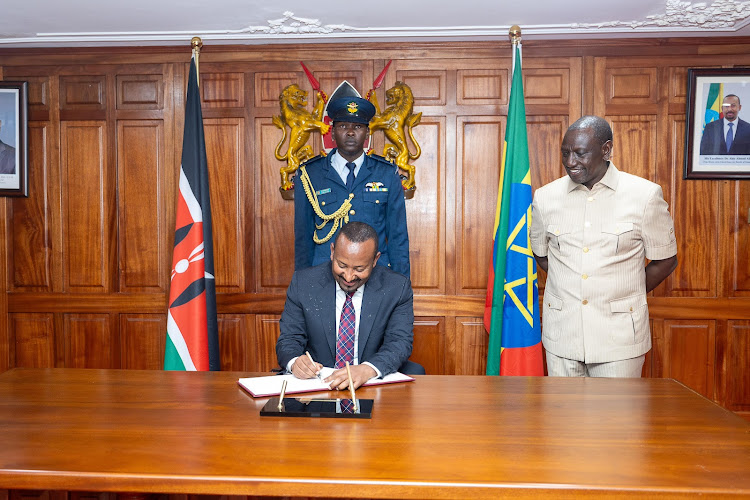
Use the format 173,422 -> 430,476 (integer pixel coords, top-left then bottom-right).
684,68 -> 750,180
0,81 -> 29,196
0,81 -> 28,196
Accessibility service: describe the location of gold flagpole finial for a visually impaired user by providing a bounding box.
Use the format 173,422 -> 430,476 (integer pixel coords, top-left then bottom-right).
191,37 -> 203,86
509,25 -> 521,45
191,36 -> 203,54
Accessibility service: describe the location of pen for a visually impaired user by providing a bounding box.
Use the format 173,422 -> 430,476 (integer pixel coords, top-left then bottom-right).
345,361 -> 358,412
305,350 -> 323,380
278,379 -> 287,412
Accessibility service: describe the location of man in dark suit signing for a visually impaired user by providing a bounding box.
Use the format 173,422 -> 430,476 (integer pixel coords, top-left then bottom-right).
277,221 -> 422,390
700,94 -> 750,155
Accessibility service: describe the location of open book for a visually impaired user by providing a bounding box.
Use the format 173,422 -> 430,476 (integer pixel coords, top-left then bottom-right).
238,367 -> 414,398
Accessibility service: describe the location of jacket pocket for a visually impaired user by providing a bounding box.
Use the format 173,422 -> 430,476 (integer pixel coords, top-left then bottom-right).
609,293 -> 648,345
601,222 -> 635,254
542,291 -> 564,341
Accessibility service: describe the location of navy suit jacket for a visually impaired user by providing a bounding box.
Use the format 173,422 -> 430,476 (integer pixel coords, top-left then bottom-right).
700,118 -> 750,155
294,150 -> 410,276
276,262 -> 414,376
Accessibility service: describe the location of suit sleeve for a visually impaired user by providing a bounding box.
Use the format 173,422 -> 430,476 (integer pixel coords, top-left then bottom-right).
384,167 -> 410,277
699,123 -> 711,155
294,172 -> 315,270
364,276 -> 414,376
276,271 -> 309,369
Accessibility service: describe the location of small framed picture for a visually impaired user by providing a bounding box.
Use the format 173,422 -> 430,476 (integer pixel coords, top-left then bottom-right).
684,68 -> 750,180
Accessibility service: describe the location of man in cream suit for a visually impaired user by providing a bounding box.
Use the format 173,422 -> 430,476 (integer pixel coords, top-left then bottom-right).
530,116 -> 678,377
277,221 -> 423,390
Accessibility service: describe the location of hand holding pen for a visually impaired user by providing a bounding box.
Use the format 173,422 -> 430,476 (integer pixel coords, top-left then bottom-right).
290,350 -> 323,380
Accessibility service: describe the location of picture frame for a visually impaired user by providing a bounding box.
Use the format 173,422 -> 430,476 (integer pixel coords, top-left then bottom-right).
684,68 -> 750,180
0,81 -> 28,196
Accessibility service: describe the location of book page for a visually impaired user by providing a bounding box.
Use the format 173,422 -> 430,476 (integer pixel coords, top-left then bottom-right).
238,369 -> 414,398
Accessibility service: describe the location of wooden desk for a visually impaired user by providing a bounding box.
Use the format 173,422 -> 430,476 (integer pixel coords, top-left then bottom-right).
0,368 -> 748,499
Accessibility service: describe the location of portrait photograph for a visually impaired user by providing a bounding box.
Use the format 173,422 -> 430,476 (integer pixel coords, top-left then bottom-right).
684,68 -> 750,180
0,81 -> 28,196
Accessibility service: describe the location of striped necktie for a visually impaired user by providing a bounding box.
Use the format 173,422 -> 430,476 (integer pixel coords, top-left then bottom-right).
335,291 -> 356,369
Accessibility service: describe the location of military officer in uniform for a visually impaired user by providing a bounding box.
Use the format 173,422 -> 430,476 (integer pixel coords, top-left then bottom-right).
294,96 -> 410,277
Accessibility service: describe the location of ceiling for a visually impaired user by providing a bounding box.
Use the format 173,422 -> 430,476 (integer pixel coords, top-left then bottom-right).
2,0 -> 750,48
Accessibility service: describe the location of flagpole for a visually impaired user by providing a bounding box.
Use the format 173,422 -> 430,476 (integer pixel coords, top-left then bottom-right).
191,36 -> 202,86
509,25 -> 521,75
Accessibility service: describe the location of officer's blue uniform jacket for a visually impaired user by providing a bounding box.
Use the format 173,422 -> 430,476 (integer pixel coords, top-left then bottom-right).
294,149 -> 410,277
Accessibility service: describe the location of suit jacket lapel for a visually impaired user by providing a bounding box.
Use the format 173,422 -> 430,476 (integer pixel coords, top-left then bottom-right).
358,267 -> 384,359
317,267 -> 338,360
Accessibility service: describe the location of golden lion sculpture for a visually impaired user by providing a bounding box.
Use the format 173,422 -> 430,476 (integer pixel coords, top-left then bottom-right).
273,84 -> 330,192
369,81 -> 422,191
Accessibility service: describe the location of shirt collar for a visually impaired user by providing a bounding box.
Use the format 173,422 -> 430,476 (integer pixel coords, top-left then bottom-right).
335,280 -> 365,299
332,150 -> 365,170
565,162 -> 619,193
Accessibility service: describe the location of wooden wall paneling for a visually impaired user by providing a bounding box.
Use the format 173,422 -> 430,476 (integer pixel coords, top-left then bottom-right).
62,313 -> 115,369
120,313 -> 166,370
667,115 -> 718,297
404,116 -> 445,294
719,180 -> 750,296
204,117 -> 245,293
652,319 -> 716,399
410,317 -> 445,375
388,63 -> 451,294
310,63 -> 367,104
116,120 -> 166,292
393,69 -> 447,107
60,121 -> 111,292
255,117 -> 295,292
59,75 -> 107,115
456,69 -> 507,107
605,67 -> 658,106
9,313 -> 55,368
200,72 -> 245,109
254,314 -> 281,373
116,73 -> 164,110
725,320 -> 750,413
253,70 -> 305,108
454,317 -> 487,375
455,115 -> 504,296
217,314 -> 252,372
9,122 -> 52,291
607,115 -> 656,181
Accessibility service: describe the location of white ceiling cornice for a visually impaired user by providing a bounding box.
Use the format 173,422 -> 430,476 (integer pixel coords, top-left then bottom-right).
2,1 -> 750,48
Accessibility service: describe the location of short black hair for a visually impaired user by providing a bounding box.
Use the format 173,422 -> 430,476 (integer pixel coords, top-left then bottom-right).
334,221 -> 379,253
725,94 -> 741,105
568,115 -> 613,145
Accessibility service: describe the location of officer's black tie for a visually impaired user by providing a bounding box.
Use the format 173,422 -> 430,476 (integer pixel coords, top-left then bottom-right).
345,162 -> 356,192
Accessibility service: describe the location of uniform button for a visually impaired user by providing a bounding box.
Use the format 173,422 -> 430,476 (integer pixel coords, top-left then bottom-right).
582,299 -> 588,305
582,274 -> 588,280
583,247 -> 589,253
554,230 -> 560,235
375,199 -> 380,204
629,307 -> 633,312
321,201 -> 326,206
587,196 -> 594,202
349,210 -> 356,215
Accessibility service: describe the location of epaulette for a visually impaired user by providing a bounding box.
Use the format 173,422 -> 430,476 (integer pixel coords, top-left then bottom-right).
366,152 -> 396,166
301,152 -> 327,166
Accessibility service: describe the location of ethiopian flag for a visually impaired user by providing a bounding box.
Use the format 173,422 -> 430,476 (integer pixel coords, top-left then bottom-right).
483,43 -> 543,376
704,82 -> 724,129
164,55 -> 220,371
